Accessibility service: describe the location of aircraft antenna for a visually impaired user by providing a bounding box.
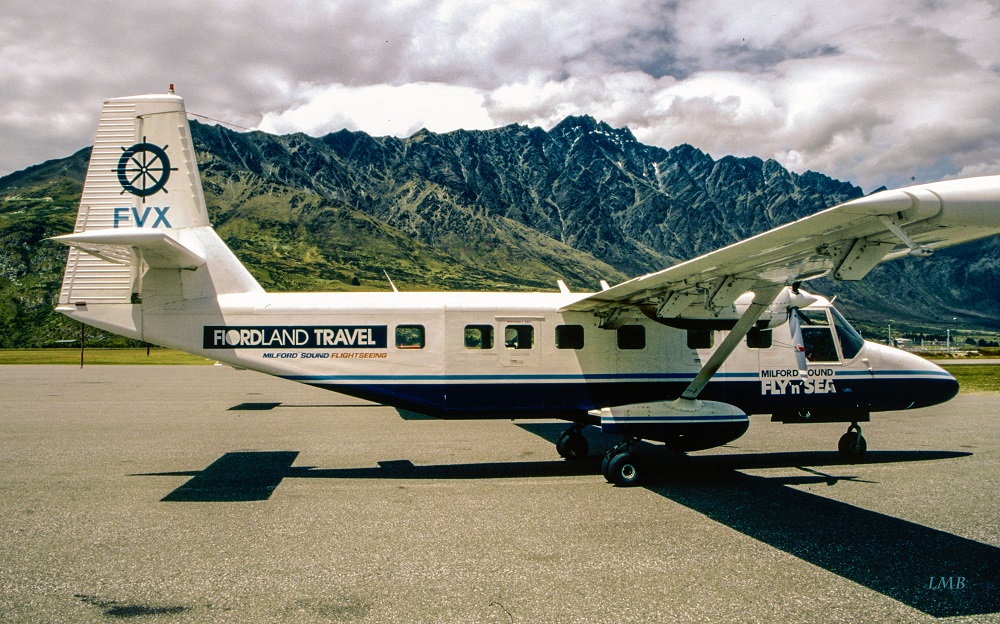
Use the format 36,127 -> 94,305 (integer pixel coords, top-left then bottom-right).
186,111 -> 256,132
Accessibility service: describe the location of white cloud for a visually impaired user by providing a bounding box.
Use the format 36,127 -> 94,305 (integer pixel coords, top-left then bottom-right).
258,82 -> 494,137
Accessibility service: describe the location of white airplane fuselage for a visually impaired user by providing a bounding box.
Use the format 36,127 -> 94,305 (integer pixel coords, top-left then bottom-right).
72,284 -> 956,445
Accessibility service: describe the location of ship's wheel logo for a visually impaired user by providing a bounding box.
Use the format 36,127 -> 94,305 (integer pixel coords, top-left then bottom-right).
115,138 -> 177,198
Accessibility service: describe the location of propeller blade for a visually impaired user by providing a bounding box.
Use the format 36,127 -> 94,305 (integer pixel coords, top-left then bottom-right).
788,309 -> 808,374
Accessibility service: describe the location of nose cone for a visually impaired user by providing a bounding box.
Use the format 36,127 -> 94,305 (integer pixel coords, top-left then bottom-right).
872,344 -> 959,409
918,359 -> 960,406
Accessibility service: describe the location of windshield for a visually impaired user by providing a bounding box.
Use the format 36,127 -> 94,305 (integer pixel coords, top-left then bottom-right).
830,306 -> 865,360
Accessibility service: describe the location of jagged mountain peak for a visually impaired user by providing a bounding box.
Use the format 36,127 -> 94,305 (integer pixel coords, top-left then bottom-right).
551,115 -> 637,145
552,114 -> 601,133
665,143 -> 713,167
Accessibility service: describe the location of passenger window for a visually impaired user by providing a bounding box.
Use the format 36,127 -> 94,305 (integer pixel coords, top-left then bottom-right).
555,325 -> 584,349
505,325 -> 534,350
395,325 -> 425,349
746,327 -> 772,349
617,325 -> 645,350
687,329 -> 714,349
464,324 -> 494,349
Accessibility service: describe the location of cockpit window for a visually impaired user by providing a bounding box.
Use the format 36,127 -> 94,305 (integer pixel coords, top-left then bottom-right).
830,306 -> 865,360
801,326 -> 839,362
792,306 -> 866,363
795,309 -> 839,362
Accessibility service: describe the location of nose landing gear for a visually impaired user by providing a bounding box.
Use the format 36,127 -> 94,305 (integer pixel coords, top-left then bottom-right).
838,422 -> 867,461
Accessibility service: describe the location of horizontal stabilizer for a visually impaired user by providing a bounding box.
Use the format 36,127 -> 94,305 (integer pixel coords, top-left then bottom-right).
50,230 -> 205,270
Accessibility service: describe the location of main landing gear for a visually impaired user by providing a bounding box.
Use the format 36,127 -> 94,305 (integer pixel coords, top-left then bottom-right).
838,422 -> 867,461
556,424 -> 589,460
602,438 -> 642,487
556,425 -> 644,486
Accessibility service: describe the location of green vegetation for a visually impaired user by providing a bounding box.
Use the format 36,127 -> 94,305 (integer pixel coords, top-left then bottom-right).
0,176 -> 88,347
206,174 -> 627,294
0,348 -> 214,365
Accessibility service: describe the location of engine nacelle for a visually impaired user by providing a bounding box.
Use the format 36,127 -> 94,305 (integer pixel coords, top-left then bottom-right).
593,398 -> 750,452
749,287 -> 819,329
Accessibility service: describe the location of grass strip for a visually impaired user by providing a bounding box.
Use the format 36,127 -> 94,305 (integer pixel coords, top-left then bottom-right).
0,348 -> 215,365
939,364 -> 1000,394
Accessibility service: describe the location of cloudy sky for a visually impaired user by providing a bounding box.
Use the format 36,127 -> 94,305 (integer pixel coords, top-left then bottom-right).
3,0 -> 999,191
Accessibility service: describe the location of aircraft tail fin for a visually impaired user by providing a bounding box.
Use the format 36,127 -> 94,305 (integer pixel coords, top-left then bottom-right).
53,90 -> 262,339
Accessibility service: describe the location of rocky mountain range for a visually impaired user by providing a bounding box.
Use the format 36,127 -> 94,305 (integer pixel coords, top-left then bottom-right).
1,115 -> 998,347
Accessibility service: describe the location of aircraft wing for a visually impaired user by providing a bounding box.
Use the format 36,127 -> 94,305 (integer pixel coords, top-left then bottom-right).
563,175 -> 1000,318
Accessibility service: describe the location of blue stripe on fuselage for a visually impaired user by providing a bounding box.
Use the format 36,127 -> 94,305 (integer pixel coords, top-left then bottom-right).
283,370 -> 958,419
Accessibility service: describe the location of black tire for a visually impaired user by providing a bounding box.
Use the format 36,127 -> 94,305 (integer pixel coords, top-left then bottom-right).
557,431 -> 588,460
607,452 -> 642,487
556,432 -> 572,459
838,431 -> 867,460
602,451 -> 613,480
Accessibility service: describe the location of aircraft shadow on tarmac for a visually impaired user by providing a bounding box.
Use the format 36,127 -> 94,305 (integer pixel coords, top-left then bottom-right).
135,423 -> 998,618
227,402 -> 385,411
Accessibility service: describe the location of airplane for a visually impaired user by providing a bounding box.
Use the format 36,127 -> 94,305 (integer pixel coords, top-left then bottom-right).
51,90 -> 1000,486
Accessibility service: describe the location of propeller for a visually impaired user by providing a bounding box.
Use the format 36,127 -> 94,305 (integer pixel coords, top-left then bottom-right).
788,308 -> 809,374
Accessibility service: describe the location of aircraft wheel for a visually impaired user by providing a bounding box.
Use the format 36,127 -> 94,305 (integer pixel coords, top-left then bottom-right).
838,430 -> 867,461
556,429 -> 588,460
602,439 -> 629,479
607,452 -> 642,487
601,450 -> 613,479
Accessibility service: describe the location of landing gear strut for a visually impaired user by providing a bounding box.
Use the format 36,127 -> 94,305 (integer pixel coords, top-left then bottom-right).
556,423 -> 589,460
838,422 -> 867,461
602,438 -> 642,487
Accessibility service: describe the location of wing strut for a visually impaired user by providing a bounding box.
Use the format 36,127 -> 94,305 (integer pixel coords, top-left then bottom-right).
877,215 -> 933,257
681,283 -> 785,400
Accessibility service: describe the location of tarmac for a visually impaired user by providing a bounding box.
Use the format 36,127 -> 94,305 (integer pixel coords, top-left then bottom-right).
1,365 -> 998,623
